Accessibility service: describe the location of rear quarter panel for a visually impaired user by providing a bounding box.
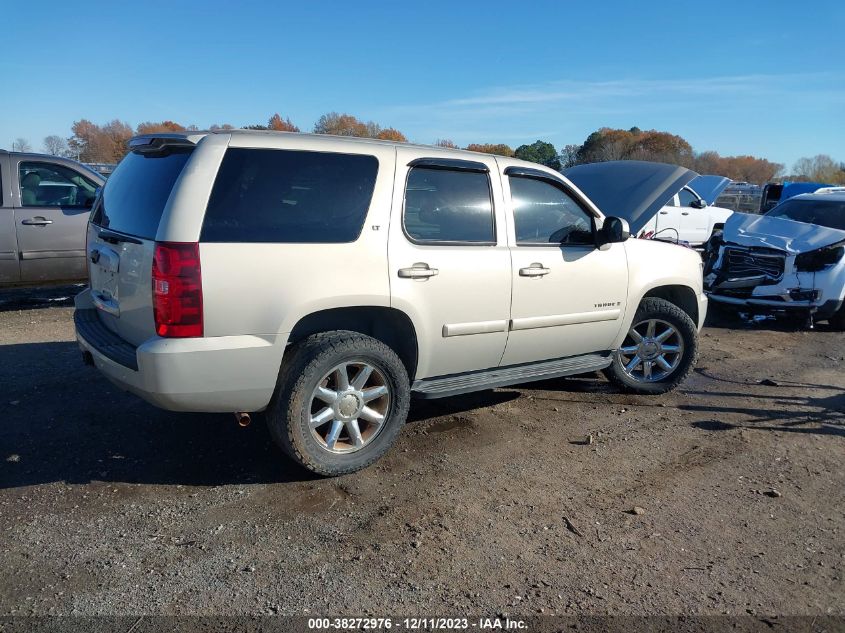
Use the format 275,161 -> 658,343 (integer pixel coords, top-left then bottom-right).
169,134 -> 397,339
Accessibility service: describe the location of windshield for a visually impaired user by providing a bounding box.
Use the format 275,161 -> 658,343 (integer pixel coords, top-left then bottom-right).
766,198 -> 845,231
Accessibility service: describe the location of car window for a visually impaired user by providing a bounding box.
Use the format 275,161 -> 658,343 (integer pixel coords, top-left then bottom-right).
664,194 -> 678,207
92,148 -> 192,239
509,176 -> 594,245
404,167 -> 494,243
201,148 -> 378,243
19,161 -> 98,208
766,198 -> 845,231
678,188 -> 699,207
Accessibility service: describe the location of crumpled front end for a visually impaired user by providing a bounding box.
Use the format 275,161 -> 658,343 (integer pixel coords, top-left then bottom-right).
704,238 -> 845,320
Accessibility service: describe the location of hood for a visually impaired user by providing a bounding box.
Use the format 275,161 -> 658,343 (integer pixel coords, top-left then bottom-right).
688,175 -> 731,205
722,212 -> 845,254
563,160 -> 698,234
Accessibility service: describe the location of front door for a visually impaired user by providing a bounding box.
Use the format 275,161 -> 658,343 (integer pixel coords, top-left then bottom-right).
0,153 -> 20,283
500,171 -> 628,367
677,187 -> 710,245
13,158 -> 99,283
388,149 -> 512,380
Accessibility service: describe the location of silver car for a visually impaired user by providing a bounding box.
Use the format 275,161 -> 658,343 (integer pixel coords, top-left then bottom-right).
0,150 -> 105,286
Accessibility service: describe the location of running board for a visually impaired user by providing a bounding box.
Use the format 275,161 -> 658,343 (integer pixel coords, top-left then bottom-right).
411,352 -> 613,399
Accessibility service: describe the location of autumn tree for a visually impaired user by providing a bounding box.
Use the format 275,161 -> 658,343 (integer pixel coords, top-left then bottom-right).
68,119 -> 133,163
434,139 -> 458,148
691,151 -> 783,183
792,155 -> 845,184
314,112 -> 371,137
43,135 -> 67,156
136,120 -> 186,135
559,144 -> 580,169
268,113 -> 300,132
465,143 -> 515,157
578,127 -> 693,166
376,128 -> 407,142
514,140 -> 561,170
12,138 -> 31,152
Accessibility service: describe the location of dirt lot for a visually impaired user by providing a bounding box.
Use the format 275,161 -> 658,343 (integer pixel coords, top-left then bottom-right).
1,288 -> 844,618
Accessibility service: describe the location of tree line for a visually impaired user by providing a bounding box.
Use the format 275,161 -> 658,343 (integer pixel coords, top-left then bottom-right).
11,115 -> 844,185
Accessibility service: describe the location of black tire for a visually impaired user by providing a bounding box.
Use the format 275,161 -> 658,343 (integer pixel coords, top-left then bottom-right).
603,297 -> 699,395
266,331 -> 410,476
828,305 -> 845,331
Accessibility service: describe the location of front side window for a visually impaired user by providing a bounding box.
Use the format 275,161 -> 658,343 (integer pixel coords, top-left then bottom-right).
19,161 -> 98,208
678,188 -> 699,207
509,176 -> 594,245
202,148 -> 378,243
404,167 -> 494,243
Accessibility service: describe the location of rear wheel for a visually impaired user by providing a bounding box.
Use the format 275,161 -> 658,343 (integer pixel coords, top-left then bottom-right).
267,331 -> 410,476
604,298 -> 698,394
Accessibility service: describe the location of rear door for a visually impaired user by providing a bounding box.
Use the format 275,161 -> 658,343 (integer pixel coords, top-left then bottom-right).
388,150 -> 512,379
12,157 -> 101,283
86,140 -> 195,345
0,153 -> 20,283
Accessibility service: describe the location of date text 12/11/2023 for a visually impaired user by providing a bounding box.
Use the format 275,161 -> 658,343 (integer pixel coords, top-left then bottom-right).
307,617 -> 528,630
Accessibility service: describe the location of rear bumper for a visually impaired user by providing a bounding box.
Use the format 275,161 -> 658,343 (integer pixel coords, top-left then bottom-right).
74,290 -> 285,412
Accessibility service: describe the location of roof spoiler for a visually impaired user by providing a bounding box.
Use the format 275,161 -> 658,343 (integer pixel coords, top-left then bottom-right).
129,133 -> 204,153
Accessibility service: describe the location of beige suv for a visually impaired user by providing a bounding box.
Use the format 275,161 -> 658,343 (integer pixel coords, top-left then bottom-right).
75,131 -> 707,475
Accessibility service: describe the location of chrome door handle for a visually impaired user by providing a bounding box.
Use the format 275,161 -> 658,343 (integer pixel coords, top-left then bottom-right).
22,217 -> 53,226
681,212 -> 690,216
659,211 -> 669,215
519,264 -> 550,277
398,263 -> 439,279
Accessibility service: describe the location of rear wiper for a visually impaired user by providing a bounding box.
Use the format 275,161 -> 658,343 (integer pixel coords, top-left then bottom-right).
97,228 -> 143,245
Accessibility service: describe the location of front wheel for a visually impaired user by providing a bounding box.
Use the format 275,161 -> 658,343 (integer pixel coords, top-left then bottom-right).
603,298 -> 699,394
266,331 -> 410,476
828,304 -> 845,331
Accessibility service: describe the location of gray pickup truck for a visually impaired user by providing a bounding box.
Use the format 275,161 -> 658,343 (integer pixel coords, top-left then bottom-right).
0,150 -> 105,286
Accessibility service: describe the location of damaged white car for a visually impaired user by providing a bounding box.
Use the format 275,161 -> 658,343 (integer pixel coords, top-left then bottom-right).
704,190 -> 845,328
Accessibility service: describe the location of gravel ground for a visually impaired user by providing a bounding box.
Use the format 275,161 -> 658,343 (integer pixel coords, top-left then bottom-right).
1,290 -> 844,618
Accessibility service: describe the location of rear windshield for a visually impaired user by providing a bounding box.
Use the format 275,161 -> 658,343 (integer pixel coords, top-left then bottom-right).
766,198 -> 845,231
91,147 -> 192,239
200,148 -> 378,243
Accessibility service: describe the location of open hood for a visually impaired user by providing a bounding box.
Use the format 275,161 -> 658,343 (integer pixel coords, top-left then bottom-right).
722,212 -> 845,254
688,175 -> 731,205
563,160 -> 698,234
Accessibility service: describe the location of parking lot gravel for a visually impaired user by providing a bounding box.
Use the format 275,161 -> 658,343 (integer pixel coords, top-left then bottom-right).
1,290 -> 844,617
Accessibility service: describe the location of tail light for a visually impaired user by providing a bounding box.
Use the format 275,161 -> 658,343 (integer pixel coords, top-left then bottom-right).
152,242 -> 203,337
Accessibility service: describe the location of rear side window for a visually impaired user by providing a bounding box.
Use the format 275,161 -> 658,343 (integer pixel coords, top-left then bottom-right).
92,148 -> 192,239
201,148 -> 378,243
403,167 -> 494,243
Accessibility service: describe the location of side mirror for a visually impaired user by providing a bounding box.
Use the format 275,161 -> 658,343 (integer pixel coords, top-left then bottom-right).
597,216 -> 630,246
690,198 -> 707,209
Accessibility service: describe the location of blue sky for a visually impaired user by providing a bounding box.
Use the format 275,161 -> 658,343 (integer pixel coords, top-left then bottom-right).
2,0 -> 843,169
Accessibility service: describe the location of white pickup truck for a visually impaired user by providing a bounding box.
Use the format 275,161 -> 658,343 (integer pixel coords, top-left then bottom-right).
636,175 -> 733,248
